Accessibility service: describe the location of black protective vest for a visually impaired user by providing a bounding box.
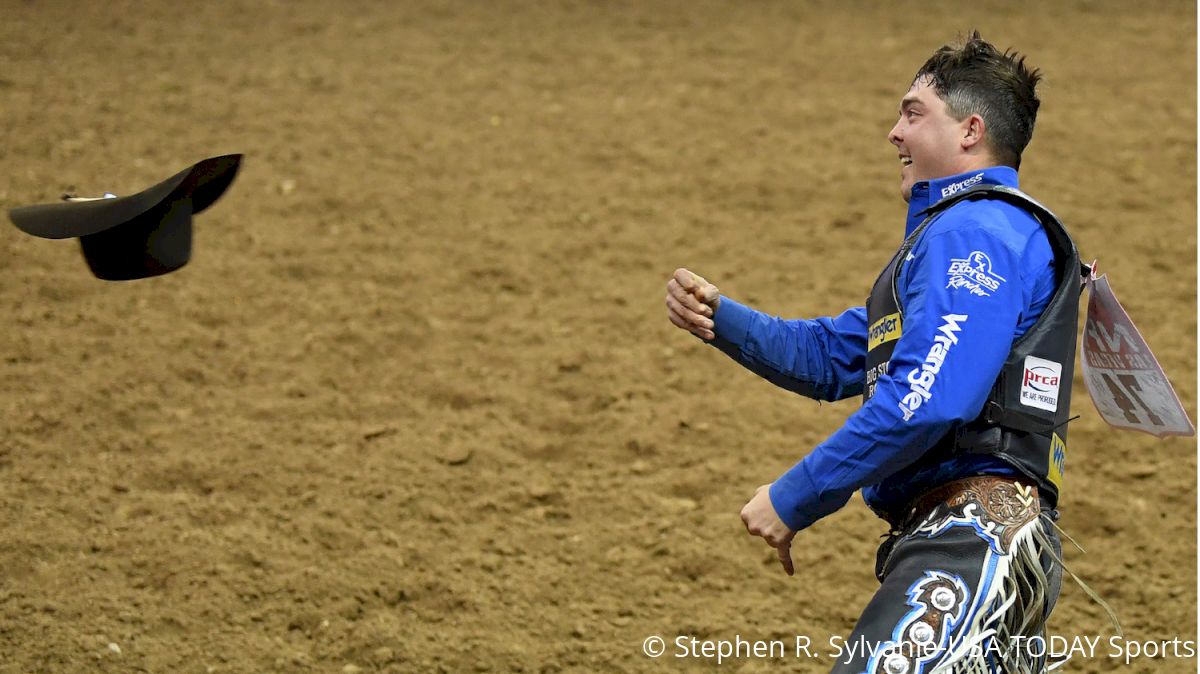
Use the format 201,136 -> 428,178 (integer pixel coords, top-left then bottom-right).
863,185 -> 1082,507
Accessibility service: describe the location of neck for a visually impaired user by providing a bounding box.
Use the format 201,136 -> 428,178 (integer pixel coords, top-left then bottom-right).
955,150 -> 1000,175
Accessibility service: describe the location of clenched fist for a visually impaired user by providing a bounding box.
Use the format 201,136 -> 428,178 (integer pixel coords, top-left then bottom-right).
665,268 -> 721,340
741,483 -> 797,576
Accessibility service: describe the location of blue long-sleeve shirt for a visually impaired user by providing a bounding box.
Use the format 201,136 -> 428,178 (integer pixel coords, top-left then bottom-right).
711,167 -> 1057,531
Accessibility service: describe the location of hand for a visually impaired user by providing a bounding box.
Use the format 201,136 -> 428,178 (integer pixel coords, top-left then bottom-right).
740,484 -> 797,576
665,268 -> 721,341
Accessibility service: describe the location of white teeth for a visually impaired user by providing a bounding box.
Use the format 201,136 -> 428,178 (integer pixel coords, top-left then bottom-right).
901,158 -> 913,166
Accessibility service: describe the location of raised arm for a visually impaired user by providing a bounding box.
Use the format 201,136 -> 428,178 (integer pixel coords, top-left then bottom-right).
664,267 -> 868,402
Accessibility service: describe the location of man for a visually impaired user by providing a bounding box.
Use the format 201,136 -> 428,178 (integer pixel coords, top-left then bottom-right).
667,33 -> 1083,673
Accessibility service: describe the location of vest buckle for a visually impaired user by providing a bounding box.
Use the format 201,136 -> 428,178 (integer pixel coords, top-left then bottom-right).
984,401 -> 1005,425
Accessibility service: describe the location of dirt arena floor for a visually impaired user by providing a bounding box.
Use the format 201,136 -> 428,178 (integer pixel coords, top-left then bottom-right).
0,1 -> 1194,672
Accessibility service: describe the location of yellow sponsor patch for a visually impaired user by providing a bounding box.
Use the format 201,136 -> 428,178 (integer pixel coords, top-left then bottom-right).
1047,432 -> 1066,491
868,312 -> 902,351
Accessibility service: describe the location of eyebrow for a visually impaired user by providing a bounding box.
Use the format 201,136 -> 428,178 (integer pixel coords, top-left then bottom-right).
899,96 -> 923,114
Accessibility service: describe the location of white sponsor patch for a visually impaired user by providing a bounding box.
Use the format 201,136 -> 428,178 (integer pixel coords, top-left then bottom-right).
940,172 -> 984,199
1020,355 -> 1062,412
946,251 -> 1006,297
898,314 -> 968,421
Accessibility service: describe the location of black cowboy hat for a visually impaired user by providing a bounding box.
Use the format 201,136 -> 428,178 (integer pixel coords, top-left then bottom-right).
7,154 -> 242,280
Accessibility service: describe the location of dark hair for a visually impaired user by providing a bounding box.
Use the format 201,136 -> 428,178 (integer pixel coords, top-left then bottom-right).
915,31 -> 1042,169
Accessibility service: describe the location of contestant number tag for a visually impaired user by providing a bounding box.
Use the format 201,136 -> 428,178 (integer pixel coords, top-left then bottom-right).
1080,270 -> 1194,437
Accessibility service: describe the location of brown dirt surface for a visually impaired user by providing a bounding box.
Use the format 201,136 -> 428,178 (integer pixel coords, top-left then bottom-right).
0,2 -> 1194,672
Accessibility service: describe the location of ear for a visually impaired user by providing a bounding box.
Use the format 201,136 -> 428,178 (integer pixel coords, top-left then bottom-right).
961,114 -> 986,151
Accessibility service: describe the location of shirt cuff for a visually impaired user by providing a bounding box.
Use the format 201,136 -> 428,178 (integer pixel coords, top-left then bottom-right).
711,296 -> 756,344
768,460 -> 816,530
769,462 -> 827,532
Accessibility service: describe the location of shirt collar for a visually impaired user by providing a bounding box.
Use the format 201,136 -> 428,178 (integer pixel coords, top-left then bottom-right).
904,166 -> 1019,236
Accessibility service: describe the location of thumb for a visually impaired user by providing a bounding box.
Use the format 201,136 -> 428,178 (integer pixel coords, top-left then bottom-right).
777,544 -> 794,577
696,283 -> 720,305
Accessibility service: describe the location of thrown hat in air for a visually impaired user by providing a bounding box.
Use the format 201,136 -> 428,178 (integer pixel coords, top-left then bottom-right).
7,154 -> 242,280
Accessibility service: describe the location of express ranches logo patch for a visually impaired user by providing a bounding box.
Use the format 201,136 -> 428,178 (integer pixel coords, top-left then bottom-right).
939,172 -> 984,199
945,251 -> 1006,297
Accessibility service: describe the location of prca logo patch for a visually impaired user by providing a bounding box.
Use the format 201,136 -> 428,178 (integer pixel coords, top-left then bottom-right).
946,251 -> 1006,297
1020,355 -> 1061,412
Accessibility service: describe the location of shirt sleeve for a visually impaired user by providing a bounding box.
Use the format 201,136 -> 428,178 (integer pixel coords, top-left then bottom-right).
707,297 -> 867,402
768,222 -> 1027,531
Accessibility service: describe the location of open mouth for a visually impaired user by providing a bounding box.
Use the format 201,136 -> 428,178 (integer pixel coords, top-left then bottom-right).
900,155 -> 913,167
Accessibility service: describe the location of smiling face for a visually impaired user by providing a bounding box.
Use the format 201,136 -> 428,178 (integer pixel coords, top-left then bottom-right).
887,77 -> 979,202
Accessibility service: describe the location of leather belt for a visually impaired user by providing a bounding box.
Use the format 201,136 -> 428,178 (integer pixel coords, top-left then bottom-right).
895,475 -> 1042,533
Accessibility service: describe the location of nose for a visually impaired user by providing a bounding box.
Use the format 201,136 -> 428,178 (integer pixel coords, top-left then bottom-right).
888,118 -> 903,147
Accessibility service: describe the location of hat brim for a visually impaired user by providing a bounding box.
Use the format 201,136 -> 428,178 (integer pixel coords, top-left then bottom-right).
7,154 -> 242,240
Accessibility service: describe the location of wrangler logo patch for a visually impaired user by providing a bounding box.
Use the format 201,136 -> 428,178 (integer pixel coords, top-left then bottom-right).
868,313 -> 902,351
898,313 -> 967,421
1048,432 -> 1067,490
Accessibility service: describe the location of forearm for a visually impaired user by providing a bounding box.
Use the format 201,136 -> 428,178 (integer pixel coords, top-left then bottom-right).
768,386 -> 970,531
710,297 -> 866,401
